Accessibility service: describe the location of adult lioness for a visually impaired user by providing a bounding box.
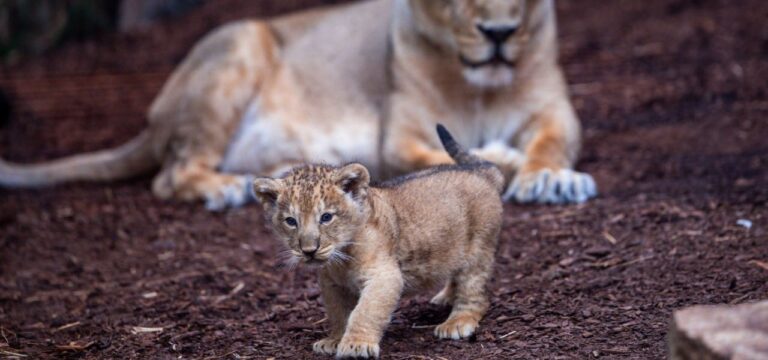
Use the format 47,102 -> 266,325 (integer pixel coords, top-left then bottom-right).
0,0 -> 596,210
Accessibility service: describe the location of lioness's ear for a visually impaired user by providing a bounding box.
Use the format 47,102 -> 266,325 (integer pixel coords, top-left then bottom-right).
334,163 -> 370,200
251,178 -> 282,206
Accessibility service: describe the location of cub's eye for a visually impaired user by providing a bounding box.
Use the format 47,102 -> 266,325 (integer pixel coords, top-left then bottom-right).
320,213 -> 334,224
284,217 -> 298,227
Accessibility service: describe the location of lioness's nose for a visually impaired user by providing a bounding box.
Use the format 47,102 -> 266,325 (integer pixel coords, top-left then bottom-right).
477,24 -> 518,44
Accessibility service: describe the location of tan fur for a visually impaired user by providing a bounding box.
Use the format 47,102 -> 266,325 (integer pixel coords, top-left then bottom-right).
384,0 -> 596,204
252,128 -> 503,358
0,0 -> 595,208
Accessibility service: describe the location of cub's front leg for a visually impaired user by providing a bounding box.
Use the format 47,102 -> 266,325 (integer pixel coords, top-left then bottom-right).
313,272 -> 358,355
335,263 -> 404,358
506,102 -> 597,204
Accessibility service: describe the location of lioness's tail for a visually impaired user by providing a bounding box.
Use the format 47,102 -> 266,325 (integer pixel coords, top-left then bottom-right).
0,130 -> 158,188
436,124 -> 504,193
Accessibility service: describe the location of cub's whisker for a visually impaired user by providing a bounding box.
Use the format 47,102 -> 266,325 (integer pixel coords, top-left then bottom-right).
276,249 -> 301,271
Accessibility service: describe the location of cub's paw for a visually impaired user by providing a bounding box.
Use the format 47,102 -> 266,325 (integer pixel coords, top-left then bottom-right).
335,337 -> 380,358
434,313 -> 480,340
504,168 -> 597,204
429,285 -> 454,307
204,175 -> 254,211
313,337 -> 340,355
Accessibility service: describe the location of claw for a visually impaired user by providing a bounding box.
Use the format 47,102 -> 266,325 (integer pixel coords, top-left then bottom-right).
506,168 -> 597,204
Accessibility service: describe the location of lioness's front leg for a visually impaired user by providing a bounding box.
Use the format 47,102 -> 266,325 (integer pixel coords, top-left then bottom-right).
383,96 -> 454,176
313,271 -> 358,355
506,102 -> 597,204
152,151 -> 254,211
384,135 -> 454,176
336,263 -> 404,358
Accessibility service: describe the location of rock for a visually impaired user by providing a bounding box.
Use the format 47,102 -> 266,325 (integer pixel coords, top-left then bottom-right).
669,301 -> 768,360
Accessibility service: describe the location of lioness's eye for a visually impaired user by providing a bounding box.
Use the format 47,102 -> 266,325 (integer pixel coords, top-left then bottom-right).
320,213 -> 334,224
285,217 -> 298,227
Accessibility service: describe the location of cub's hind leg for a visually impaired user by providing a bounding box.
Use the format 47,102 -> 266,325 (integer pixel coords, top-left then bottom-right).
430,280 -> 455,307
148,20 -> 280,209
434,264 -> 492,340
435,197 -> 500,340
435,230 -> 498,339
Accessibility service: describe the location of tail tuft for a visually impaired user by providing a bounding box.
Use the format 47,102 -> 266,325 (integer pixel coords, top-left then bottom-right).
436,124 -> 479,165
436,124 -> 462,160
436,124 -> 505,193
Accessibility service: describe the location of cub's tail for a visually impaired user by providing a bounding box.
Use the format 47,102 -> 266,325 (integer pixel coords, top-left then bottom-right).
436,124 -> 504,193
436,124 -> 483,165
0,130 -> 159,188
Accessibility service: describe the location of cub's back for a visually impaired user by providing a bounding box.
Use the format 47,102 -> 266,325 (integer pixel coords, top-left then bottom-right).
378,169 -> 503,283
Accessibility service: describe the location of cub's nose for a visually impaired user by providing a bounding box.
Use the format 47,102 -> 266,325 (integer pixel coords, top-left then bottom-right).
302,248 -> 318,257
477,24 -> 518,44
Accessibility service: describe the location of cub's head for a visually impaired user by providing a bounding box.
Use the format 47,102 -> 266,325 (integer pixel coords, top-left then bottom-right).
251,164 -> 370,266
408,0 -> 550,88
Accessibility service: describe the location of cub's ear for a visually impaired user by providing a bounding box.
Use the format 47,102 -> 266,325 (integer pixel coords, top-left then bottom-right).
334,163 -> 370,200
251,178 -> 282,206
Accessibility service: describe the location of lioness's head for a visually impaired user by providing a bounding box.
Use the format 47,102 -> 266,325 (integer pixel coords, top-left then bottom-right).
252,164 -> 370,266
407,0 -> 550,88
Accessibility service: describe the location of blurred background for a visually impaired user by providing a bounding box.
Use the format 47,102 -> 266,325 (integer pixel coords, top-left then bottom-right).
0,0 -> 347,162
0,0 -> 203,63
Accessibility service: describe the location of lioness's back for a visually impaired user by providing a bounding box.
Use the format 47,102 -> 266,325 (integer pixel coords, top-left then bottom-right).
271,0 -> 392,103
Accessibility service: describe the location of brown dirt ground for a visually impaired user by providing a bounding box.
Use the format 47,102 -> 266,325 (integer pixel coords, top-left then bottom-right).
1,0 -> 767,359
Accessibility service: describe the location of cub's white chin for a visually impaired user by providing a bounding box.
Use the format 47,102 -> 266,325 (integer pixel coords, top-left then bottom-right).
303,258 -> 327,267
462,66 -> 516,88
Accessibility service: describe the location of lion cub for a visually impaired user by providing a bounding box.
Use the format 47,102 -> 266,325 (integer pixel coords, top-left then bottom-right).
252,125 -> 503,358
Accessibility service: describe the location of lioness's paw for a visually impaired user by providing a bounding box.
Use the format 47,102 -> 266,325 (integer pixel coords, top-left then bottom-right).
504,168 -> 597,204
469,142 -> 525,169
313,338 -> 340,355
435,313 -> 479,340
204,175 -> 253,211
335,337 -> 380,358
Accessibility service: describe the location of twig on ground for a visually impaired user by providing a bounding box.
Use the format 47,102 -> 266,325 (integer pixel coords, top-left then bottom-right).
749,260 -> 768,271
729,293 -> 753,305
0,349 -> 28,357
131,326 -> 164,334
311,317 -> 327,325
213,281 -> 245,305
56,341 -> 95,351
602,231 -> 618,245
593,255 -> 654,269
499,330 -> 517,339
0,327 -> 10,346
203,350 -> 237,360
411,323 -> 435,329
53,321 -> 81,332
618,255 -> 654,268
170,330 -> 202,343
